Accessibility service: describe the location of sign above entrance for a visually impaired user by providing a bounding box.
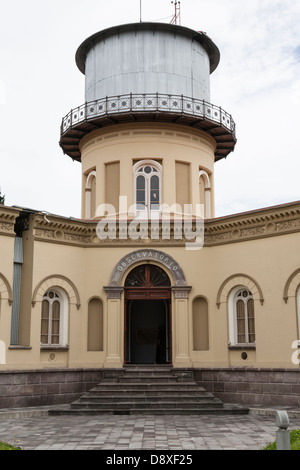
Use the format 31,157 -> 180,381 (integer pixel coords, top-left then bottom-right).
109,249 -> 187,287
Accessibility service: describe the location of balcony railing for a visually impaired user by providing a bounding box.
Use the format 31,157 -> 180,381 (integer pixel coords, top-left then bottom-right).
59,92 -> 236,161
61,92 -> 235,137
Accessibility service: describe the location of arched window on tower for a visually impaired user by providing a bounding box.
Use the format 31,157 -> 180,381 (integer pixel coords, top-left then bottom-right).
133,160 -> 162,218
199,170 -> 211,219
85,170 -> 96,219
41,288 -> 68,347
228,287 -> 255,345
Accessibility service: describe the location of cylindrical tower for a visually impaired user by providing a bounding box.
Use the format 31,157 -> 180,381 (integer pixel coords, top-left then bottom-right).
60,22 -> 236,220
76,22 -> 218,102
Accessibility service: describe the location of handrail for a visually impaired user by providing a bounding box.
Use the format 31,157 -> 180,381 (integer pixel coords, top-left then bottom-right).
60,93 -> 236,137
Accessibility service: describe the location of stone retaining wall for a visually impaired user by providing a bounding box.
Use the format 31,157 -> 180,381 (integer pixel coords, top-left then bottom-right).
0,369 -> 103,409
1,367 -> 300,410
193,368 -> 300,407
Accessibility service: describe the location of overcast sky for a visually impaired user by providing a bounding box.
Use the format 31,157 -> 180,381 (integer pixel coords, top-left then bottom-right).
0,0 -> 299,219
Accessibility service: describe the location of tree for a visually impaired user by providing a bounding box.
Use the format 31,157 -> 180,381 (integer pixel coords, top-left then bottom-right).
0,188 -> 5,205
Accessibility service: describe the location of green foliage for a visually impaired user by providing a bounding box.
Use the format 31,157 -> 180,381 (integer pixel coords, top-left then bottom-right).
0,441 -> 21,450
263,429 -> 300,450
0,189 -> 5,205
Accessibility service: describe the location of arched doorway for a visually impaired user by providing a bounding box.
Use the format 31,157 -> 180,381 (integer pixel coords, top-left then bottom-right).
124,264 -> 171,364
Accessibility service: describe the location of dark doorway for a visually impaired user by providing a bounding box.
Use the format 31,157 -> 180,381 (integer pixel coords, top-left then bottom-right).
124,264 -> 172,364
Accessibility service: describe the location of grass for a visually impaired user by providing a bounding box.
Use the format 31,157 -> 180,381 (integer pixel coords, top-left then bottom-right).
0,441 -> 21,450
263,429 -> 300,450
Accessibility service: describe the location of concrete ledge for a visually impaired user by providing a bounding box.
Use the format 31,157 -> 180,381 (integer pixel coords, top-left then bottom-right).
0,404 -> 72,420
1,404 -> 300,420
249,406 -> 300,418
0,406 -> 50,420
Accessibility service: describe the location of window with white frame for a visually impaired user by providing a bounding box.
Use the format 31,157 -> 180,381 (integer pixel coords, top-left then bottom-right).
133,160 -> 162,217
228,286 -> 255,345
41,288 -> 68,347
297,287 -> 300,340
85,170 -> 96,219
199,169 -> 211,219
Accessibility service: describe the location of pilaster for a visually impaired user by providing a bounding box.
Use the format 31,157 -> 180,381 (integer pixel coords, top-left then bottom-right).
172,286 -> 192,367
103,287 -> 124,368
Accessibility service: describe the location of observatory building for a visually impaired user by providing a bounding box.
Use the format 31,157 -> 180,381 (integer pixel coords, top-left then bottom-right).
1,22 -> 300,412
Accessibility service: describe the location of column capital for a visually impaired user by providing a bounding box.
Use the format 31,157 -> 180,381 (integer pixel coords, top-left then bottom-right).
104,286 -> 124,299
171,286 -> 192,299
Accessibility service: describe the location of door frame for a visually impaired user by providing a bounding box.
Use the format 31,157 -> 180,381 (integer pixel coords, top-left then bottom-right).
124,289 -> 172,364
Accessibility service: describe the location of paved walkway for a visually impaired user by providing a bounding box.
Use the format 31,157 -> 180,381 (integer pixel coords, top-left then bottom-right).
1,407 -> 300,450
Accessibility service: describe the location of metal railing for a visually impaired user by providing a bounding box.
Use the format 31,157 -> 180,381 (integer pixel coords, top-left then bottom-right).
61,93 -> 236,137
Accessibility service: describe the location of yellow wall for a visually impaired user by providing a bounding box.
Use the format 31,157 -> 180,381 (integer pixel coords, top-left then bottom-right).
0,125 -> 299,372
80,123 -> 216,219
1,218 -> 299,371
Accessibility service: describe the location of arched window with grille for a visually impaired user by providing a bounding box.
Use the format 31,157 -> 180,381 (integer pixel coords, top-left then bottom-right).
40,288 -> 68,347
235,289 -> 255,344
125,264 -> 171,288
228,286 -> 255,345
133,160 -> 162,217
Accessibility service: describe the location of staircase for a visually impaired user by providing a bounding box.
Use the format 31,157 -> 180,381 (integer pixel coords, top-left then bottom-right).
49,365 -> 248,416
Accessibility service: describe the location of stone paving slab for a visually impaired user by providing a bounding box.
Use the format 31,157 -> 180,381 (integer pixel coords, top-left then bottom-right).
1,408 -> 300,450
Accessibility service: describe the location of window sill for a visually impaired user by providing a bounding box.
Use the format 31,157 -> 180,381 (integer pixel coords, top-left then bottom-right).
40,345 -> 69,352
228,344 -> 256,350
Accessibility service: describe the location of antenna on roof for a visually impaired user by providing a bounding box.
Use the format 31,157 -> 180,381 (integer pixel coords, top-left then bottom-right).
140,0 -> 142,22
170,1 -> 181,25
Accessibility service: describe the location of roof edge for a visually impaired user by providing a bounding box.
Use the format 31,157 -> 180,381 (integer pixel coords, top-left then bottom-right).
75,22 -> 220,75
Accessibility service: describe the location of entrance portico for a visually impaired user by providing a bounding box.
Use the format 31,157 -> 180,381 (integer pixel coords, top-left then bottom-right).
104,249 -> 191,368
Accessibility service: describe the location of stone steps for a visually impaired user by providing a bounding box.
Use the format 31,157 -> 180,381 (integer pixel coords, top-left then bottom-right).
50,406 -> 248,416
71,400 -> 224,409
81,389 -> 213,397
72,396 -> 223,405
49,366 -> 249,416
90,383 -> 207,391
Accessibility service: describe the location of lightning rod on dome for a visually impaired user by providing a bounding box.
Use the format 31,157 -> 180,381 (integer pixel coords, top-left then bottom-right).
170,1 -> 181,25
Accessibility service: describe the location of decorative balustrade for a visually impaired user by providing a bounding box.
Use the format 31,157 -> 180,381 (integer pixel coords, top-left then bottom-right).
61,93 -> 235,137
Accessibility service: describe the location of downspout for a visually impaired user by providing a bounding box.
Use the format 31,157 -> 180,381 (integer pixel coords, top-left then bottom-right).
10,236 -> 23,345
10,208 -> 37,345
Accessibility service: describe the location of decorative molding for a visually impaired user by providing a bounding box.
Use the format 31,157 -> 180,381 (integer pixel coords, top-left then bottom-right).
108,249 -> 187,288
103,287 -> 124,299
0,222 -> 14,234
33,215 -> 94,246
205,202 -> 300,246
0,207 -> 20,237
0,273 -> 13,305
172,286 -> 192,299
283,269 -> 300,303
32,274 -> 81,310
216,273 -> 264,309
23,201 -> 300,248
